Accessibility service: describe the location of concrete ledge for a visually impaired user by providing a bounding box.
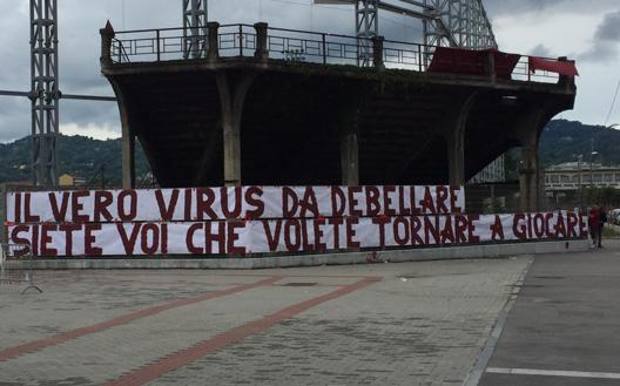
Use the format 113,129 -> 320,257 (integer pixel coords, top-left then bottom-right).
6,239 -> 590,270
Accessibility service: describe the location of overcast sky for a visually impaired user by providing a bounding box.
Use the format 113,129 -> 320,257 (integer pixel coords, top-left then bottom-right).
0,0 -> 619,142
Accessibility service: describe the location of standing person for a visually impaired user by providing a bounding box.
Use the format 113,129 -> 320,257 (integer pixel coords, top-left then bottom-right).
598,206 -> 608,248
589,206 -> 600,248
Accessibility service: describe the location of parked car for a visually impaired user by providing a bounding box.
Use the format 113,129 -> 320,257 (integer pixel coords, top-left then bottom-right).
609,209 -> 620,225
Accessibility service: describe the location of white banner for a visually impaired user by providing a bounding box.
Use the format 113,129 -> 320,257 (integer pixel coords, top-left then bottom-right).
7,212 -> 587,257
5,186 -> 465,223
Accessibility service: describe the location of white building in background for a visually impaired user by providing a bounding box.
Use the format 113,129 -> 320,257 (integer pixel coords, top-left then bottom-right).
544,162 -> 620,192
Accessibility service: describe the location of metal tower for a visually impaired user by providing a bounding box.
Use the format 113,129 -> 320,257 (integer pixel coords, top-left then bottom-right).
30,0 -> 59,187
0,0 -> 117,188
355,0 -> 379,66
423,0 -> 496,50
315,0 -> 497,66
183,0 -> 208,59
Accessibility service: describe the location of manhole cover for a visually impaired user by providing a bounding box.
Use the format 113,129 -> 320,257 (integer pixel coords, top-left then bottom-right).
281,282 -> 317,287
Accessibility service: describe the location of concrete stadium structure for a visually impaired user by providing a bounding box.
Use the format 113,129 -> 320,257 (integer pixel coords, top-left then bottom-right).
100,22 -> 577,212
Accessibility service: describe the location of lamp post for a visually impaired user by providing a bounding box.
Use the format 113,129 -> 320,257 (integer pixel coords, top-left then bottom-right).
590,150 -> 599,189
577,154 -> 583,210
589,150 -> 599,208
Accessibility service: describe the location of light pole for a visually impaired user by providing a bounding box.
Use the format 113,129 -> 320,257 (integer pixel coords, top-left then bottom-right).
577,154 -> 583,210
590,150 -> 599,189
590,150 -> 599,207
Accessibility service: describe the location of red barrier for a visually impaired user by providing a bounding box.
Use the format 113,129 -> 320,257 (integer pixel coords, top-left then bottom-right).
428,47 -> 520,80
528,56 -> 579,77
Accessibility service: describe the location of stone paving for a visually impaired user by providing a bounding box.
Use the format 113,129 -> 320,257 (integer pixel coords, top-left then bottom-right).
0,257 -> 530,386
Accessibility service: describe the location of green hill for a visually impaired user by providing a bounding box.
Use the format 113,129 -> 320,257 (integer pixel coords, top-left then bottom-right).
540,120 -> 620,167
0,120 -> 618,186
0,135 -> 149,186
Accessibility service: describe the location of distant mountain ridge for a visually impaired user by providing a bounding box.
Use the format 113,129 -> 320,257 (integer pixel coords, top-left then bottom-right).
0,135 -> 149,186
539,120 -> 620,167
0,120 -> 618,186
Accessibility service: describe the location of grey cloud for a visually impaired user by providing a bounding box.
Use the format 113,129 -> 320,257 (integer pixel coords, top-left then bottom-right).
579,10 -> 620,62
0,98 -> 30,141
530,44 -> 552,57
0,0 -> 177,142
484,0 -> 562,15
61,100 -> 119,128
595,10 -> 620,41
483,0 -> 617,17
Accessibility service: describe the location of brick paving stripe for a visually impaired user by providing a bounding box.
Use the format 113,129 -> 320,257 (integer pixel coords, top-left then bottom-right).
0,276 -> 282,362
103,276 -> 382,386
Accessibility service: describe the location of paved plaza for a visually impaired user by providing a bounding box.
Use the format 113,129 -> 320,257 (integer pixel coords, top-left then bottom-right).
479,240 -> 620,386
0,257 -> 530,385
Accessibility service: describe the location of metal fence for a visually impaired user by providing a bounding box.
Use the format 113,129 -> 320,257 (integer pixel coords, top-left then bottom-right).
109,23 -> 563,84
512,56 -> 559,83
112,24 -> 375,67
0,243 -> 42,294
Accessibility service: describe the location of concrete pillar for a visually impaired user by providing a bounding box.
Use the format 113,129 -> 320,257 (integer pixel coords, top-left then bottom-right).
194,118 -> 222,186
514,109 -> 545,212
207,22 -> 220,63
519,141 -> 539,212
446,128 -> 465,187
216,72 -> 256,186
99,21 -> 115,67
485,50 -> 496,83
336,95 -> 362,186
557,56 -> 576,92
340,128 -> 360,186
444,92 -> 477,187
110,81 -> 136,190
372,36 -> 385,71
254,23 -> 269,63
122,129 -> 136,189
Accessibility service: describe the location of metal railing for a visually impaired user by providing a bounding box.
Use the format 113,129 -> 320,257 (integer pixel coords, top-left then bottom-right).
0,243 -> 43,294
512,56 -> 559,83
111,24 -> 376,67
107,23 -> 570,84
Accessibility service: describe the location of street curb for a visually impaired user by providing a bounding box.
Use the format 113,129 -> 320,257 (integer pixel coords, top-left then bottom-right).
6,239 -> 590,270
463,255 -> 535,386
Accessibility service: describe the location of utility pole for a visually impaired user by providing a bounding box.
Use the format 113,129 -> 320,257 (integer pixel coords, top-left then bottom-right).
590,136 -> 599,206
590,138 -> 596,191
577,154 -> 583,210
590,138 -> 594,195
30,0 -> 59,187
